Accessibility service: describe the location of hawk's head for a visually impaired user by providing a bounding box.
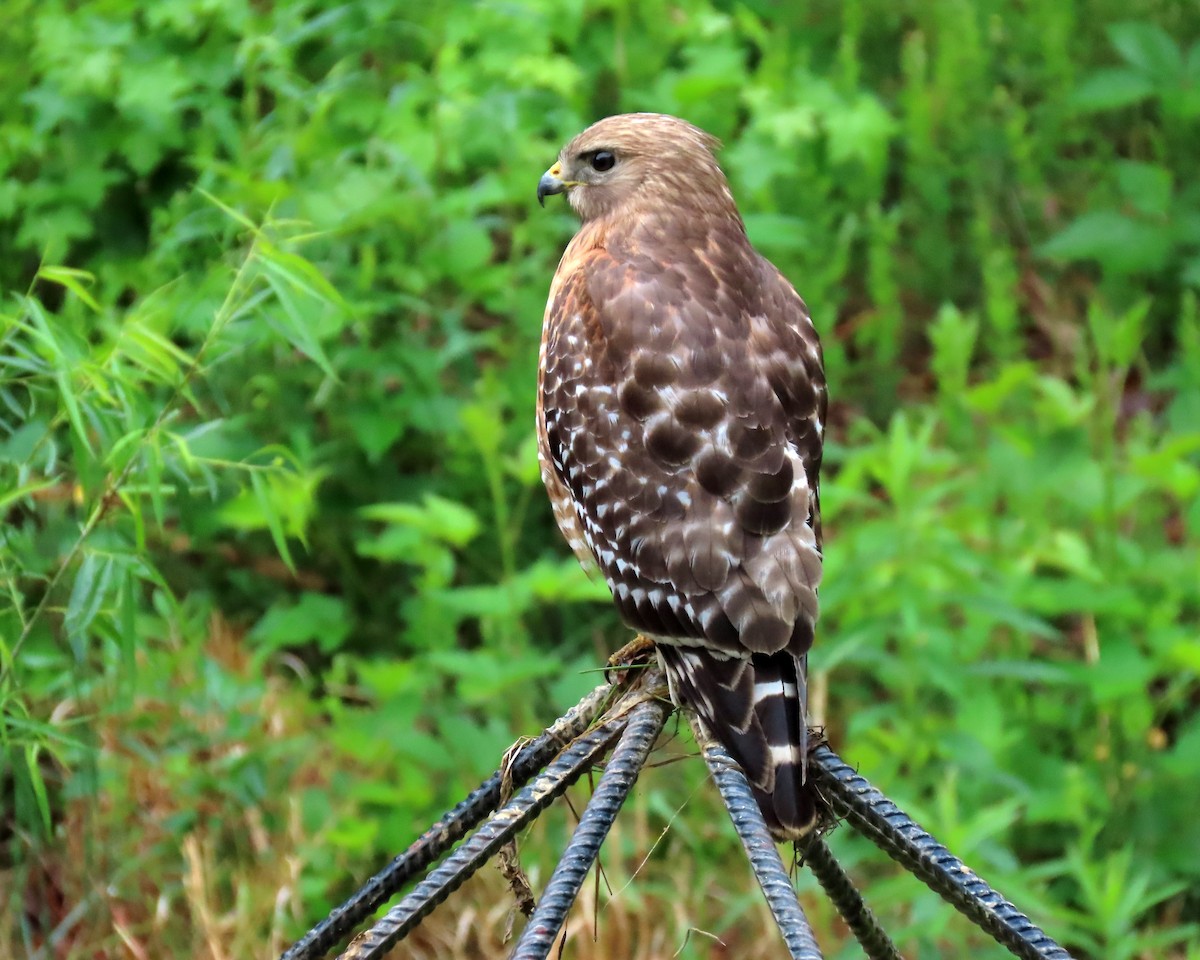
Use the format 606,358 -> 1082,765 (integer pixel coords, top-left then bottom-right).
538,113 -> 734,222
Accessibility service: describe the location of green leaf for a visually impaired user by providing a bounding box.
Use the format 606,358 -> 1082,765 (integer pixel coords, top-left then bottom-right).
824,91 -> 896,170
23,301 -> 95,457
1088,298 -> 1150,370
250,471 -> 295,571
1070,69 -> 1154,112
0,422 -> 45,464
37,265 -> 101,312
344,407 -> 406,463
197,188 -> 259,233
966,660 -> 1075,684
24,744 -> 53,833
257,239 -> 351,315
525,557 -> 611,603
261,271 -> 337,379
143,439 -> 166,530
64,552 -> 115,657
0,478 -> 58,513
1039,210 -> 1173,275
1115,161 -> 1172,218
425,649 -> 560,705
251,593 -> 349,654
1108,21 -> 1183,82
928,303 -> 978,396
361,495 -> 481,548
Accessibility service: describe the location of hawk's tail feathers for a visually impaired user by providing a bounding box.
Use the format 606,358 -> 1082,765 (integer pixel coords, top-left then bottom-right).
658,645 -> 817,840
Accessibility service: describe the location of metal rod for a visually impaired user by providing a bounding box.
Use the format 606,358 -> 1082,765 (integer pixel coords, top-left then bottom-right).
280,681 -> 614,960
510,697 -> 669,959
694,719 -> 824,960
334,710 -> 632,960
802,836 -> 903,960
809,744 -> 1074,960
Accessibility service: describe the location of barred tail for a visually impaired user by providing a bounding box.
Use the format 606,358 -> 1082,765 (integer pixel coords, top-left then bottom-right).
658,645 -> 817,840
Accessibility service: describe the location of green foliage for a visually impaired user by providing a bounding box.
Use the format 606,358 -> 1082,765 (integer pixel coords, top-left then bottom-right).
1044,21 -> 1200,290
2,0 -> 1198,957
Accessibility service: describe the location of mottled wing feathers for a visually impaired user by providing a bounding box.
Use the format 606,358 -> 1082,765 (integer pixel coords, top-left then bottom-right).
539,214 -> 825,837
542,227 -> 823,650
758,261 -> 827,544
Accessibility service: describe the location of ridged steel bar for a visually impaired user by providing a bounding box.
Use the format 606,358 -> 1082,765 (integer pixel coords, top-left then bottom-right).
280,681 -> 614,960
809,744 -> 1074,960
696,723 -> 824,960
334,710 -> 630,960
802,836 -> 903,960
510,697 -> 669,959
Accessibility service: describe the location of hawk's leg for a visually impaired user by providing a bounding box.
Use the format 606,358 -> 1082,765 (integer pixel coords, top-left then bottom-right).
605,634 -> 656,684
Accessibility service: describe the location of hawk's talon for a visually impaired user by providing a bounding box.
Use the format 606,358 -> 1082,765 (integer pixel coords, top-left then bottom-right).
605,635 -> 656,685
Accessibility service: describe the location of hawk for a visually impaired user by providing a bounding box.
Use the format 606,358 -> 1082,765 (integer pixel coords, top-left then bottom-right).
535,114 -> 826,839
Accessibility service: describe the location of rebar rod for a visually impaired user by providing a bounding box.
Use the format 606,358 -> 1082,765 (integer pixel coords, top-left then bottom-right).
335,709 -> 633,960
281,681 -> 614,960
802,836 -> 903,960
510,697 -> 669,959
695,722 -> 824,960
809,744 -> 1074,960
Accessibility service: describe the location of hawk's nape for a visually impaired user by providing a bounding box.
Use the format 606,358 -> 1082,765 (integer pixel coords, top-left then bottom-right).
535,113 -> 826,840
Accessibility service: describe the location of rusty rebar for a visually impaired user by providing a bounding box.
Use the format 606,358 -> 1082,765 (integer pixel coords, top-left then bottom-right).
810,744 -> 1073,960
280,681 -> 614,960
695,721 -> 824,960
509,697 -> 669,958
802,835 -> 902,960
334,712 -> 630,960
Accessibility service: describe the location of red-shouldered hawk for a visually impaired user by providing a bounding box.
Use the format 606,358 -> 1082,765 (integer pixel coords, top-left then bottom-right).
536,114 -> 826,839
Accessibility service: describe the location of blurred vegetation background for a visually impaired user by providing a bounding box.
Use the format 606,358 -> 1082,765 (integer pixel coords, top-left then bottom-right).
2,0 -> 1198,957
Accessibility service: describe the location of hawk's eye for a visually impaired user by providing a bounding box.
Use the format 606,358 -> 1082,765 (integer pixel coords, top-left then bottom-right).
590,150 -> 616,172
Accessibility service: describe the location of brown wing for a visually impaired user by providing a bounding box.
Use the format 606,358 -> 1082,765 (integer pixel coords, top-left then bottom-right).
539,221 -> 825,837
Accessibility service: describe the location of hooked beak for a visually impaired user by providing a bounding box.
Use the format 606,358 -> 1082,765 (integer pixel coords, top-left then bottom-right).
537,162 -> 572,206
